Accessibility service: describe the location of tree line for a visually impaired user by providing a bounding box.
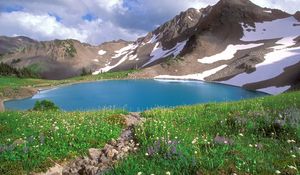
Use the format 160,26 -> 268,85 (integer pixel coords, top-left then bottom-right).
0,62 -> 40,78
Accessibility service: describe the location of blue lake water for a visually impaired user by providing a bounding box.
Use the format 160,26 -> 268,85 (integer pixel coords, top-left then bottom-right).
4,79 -> 267,112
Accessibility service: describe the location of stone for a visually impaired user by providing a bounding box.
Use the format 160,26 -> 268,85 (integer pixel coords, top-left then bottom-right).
88,148 -> 102,161
213,136 -> 234,145
100,154 -> 109,164
107,149 -> 118,159
110,139 -> 117,146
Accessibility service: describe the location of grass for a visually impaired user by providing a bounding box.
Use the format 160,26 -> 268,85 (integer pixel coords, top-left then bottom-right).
1,73 -> 299,174
109,91 -> 300,175
0,70 -> 136,99
0,109 -> 128,174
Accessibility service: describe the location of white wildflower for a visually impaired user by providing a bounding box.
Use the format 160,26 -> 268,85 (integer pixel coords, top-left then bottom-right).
287,165 -> 297,170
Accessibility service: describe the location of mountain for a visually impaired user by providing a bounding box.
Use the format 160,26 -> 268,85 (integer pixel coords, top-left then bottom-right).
1,0 -> 300,94
97,0 -> 300,95
0,36 -> 130,79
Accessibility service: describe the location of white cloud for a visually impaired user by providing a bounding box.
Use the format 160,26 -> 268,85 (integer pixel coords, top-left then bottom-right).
0,11 -> 88,42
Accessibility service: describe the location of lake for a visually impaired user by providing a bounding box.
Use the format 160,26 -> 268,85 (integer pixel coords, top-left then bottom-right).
4,79 -> 267,112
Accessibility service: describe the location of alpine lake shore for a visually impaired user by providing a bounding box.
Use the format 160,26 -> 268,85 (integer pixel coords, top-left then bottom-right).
0,71 -> 299,175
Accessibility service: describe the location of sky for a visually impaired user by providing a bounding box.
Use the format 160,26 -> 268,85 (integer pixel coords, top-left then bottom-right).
0,0 -> 299,45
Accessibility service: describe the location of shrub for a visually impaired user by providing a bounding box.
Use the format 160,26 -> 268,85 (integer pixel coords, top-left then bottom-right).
32,100 -> 60,111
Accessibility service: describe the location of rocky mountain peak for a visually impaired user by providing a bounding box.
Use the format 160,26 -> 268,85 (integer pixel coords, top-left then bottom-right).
295,11 -> 300,21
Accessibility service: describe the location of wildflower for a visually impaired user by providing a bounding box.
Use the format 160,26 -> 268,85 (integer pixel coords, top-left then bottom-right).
249,144 -> 253,147
166,172 -> 171,175
175,136 -> 178,139
194,151 -> 198,154
287,165 -> 297,170
137,172 -> 142,175
275,170 -> 281,174
192,137 -> 198,144
239,133 -> 244,137
291,154 -> 296,158
287,140 -> 296,143
145,153 -> 149,156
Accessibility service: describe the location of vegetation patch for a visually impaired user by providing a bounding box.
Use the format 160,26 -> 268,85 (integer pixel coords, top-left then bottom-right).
26,63 -> 43,75
110,91 -> 300,175
0,63 -> 39,78
54,40 -> 77,57
32,100 -> 60,111
0,110 -> 127,174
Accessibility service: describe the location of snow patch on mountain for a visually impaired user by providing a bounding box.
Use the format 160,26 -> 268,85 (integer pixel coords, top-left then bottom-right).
263,10 -> 272,13
155,65 -> 227,81
272,36 -> 298,50
198,43 -> 264,64
98,50 -> 107,55
112,44 -> 138,59
241,17 -> 300,41
257,85 -> 291,95
221,43 -> 300,94
143,40 -> 188,67
147,34 -> 159,44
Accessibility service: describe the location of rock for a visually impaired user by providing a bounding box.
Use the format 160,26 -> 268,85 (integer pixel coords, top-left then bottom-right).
274,119 -> 286,128
213,136 -> 234,145
99,154 -> 109,164
13,138 -> 25,145
88,148 -> 102,161
107,149 -> 118,159
110,139 -> 117,146
122,146 -> 129,153
104,144 -> 113,151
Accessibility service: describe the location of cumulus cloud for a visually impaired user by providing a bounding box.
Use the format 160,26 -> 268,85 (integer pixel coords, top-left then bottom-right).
0,0 -> 298,45
0,11 -> 88,42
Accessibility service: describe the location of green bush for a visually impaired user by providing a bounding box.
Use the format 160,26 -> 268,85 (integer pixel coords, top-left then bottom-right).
32,100 -> 60,111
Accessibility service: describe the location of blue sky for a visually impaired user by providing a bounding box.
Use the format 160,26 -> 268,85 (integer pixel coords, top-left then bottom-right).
0,0 -> 299,45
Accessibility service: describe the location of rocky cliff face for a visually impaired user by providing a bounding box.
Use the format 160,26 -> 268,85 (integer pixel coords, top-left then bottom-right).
1,0 -> 300,94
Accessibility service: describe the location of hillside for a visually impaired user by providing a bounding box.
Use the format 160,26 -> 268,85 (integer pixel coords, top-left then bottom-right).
0,90 -> 299,174
0,37 -> 129,79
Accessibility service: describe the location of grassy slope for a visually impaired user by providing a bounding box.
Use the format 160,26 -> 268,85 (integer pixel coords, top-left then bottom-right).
110,91 -> 300,175
0,110 -> 128,174
0,70 -> 135,99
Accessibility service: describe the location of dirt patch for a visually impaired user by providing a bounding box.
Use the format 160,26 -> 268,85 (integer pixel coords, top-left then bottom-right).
0,100 -> 4,112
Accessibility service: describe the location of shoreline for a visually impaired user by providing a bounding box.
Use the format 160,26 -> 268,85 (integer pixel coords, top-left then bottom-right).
0,77 -> 151,111
1,76 -> 273,111
0,99 -> 4,112
154,77 -> 272,95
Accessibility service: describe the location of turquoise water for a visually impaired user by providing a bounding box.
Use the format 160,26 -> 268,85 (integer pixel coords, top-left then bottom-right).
4,80 -> 266,112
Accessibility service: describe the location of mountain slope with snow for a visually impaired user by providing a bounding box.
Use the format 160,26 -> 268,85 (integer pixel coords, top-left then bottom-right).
124,0 -> 300,95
